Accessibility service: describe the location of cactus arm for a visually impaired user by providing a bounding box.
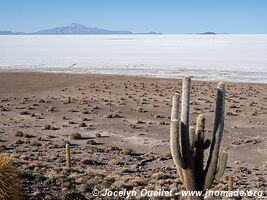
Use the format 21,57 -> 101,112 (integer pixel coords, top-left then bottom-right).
170,120 -> 186,183
171,93 -> 180,121
194,114 -> 205,190
171,93 -> 186,182
189,125 -> 196,183
215,150 -> 228,179
181,77 -> 192,167
180,77 -> 199,195
170,93 -> 186,169
170,120 -> 186,169
189,126 -> 195,155
204,82 -> 226,190
181,77 -> 191,126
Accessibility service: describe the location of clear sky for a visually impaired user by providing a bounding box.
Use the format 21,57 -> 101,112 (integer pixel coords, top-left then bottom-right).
1,0 -> 266,33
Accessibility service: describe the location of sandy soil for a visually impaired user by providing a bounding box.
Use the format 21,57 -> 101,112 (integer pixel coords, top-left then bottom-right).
0,72 -> 266,199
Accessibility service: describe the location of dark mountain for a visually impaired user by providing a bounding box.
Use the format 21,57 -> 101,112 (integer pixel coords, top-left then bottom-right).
0,23 -> 162,35
32,23 -> 133,35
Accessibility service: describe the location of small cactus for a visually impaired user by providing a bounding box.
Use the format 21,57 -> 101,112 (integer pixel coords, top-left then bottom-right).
170,77 -> 228,199
0,154 -> 21,200
66,143 -> 71,168
227,176 -> 233,191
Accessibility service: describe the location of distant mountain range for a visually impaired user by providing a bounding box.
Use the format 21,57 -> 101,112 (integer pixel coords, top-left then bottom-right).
0,23 -> 161,35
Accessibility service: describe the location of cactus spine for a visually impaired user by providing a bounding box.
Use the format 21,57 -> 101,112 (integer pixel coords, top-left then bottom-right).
170,77 -> 227,199
66,143 -> 71,168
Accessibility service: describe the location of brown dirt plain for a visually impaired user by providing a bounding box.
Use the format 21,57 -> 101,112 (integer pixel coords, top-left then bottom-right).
0,72 -> 266,199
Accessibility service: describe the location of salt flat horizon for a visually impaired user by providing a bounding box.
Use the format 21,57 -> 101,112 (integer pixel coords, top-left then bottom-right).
0,34 -> 267,83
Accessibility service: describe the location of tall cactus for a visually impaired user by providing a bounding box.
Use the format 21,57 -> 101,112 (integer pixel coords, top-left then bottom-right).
170,77 -> 227,200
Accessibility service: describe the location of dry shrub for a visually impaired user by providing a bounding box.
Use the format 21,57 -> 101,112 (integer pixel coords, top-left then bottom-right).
0,153 -> 21,200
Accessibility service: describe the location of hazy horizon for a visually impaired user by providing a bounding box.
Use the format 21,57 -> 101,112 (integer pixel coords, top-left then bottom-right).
1,22 -> 261,35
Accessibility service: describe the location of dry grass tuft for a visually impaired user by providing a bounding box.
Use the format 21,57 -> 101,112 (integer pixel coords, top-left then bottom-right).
0,154 -> 21,200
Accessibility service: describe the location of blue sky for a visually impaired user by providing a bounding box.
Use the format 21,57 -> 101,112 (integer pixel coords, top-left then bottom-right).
0,0 -> 266,33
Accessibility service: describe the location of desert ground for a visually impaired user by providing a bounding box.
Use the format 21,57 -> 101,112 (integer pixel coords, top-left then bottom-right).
0,72 -> 266,199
